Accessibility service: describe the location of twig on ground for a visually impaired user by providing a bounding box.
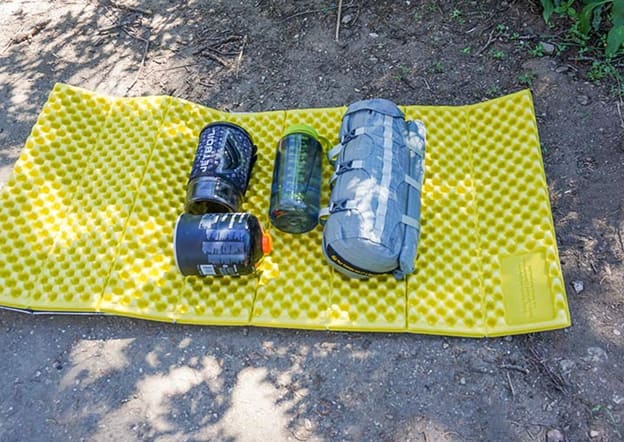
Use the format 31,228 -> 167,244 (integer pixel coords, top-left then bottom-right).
589,259 -> 598,274
126,35 -> 150,93
617,100 -> 624,129
525,428 -> 538,441
419,77 -> 431,90
500,364 -> 530,374
280,2 -> 356,23
617,227 -> 624,254
433,0 -> 444,15
192,35 -> 244,64
507,372 -> 515,397
9,19 -> 51,45
475,28 -> 497,56
109,1 -> 153,16
345,2 -> 362,27
206,47 -> 241,57
335,0 -> 343,42
527,343 -> 567,393
98,20 -> 135,34
198,80 -> 215,88
155,63 -> 199,72
235,35 -> 247,78
206,35 -> 244,48
400,77 -> 416,90
570,55 -> 599,62
200,51 -> 229,66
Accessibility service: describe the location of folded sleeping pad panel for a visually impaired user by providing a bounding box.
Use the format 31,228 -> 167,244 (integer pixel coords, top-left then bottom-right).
0,83 -> 570,336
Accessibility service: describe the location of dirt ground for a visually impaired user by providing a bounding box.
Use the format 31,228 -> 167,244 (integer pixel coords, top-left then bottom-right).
1,0 -> 623,440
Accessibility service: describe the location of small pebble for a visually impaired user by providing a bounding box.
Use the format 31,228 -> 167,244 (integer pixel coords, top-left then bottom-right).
546,428 -> 564,442
589,430 -> 600,438
577,95 -> 590,106
369,32 -> 379,38
555,66 -> 569,73
614,329 -> 621,336
559,358 -> 575,374
585,347 -> 608,364
341,14 -> 353,25
572,280 -> 584,293
540,42 -> 556,55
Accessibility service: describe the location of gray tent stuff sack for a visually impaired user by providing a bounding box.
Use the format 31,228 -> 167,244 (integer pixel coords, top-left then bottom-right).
320,99 -> 426,280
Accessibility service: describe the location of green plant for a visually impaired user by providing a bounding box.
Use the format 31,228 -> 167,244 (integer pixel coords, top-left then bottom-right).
432,61 -> 445,74
461,46 -> 472,54
541,144 -> 550,155
450,8 -> 465,24
540,0 -> 624,57
425,1 -> 438,13
541,0 -> 578,21
585,58 -> 624,97
518,71 -> 537,86
395,64 -> 411,80
588,59 -> 617,81
591,404 -> 622,438
530,43 -> 545,57
485,84 -> 502,97
489,48 -> 505,60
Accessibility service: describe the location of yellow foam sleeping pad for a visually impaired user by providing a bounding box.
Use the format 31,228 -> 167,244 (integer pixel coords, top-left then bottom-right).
0,83 -> 569,336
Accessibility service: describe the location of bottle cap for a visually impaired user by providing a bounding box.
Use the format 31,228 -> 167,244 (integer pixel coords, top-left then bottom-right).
261,231 -> 273,255
283,124 -> 320,141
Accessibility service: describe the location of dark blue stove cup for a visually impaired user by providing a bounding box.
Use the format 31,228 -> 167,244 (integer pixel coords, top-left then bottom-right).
185,122 -> 257,214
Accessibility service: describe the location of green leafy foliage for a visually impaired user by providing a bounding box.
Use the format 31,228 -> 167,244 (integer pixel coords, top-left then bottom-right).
518,71 -> 537,86
541,0 -> 555,22
540,0 -> 624,57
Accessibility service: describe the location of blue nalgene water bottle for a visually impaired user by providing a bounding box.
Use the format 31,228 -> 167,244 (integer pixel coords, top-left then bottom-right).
269,124 -> 322,233
185,122 -> 257,214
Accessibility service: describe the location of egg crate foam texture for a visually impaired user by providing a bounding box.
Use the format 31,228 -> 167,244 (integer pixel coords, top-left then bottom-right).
0,83 -> 570,337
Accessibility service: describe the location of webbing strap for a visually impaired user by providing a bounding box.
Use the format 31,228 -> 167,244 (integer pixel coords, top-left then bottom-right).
330,200 -> 358,212
328,128 -> 371,163
330,159 -> 366,184
327,143 -> 343,163
373,115 -> 394,238
401,214 -> 420,230
404,174 -> 422,192
318,207 -> 331,225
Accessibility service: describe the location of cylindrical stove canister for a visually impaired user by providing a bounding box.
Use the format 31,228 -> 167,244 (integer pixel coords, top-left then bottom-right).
185,122 -> 257,214
174,213 -> 272,277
